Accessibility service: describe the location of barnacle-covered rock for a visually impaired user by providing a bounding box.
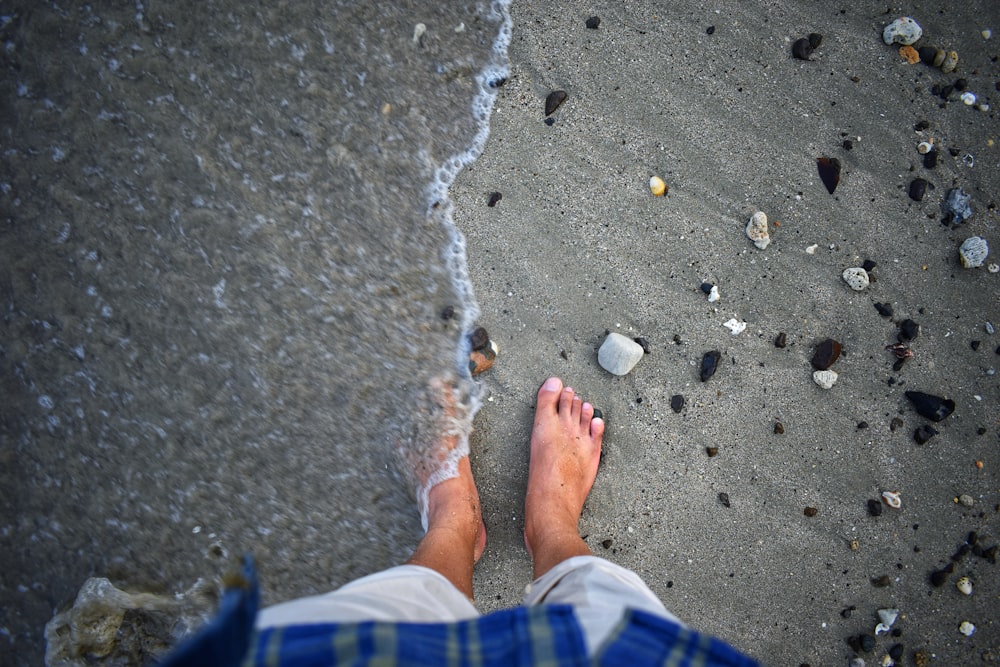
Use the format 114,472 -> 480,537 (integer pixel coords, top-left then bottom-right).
746,211 -> 770,249
882,17 -> 922,45
959,236 -> 989,268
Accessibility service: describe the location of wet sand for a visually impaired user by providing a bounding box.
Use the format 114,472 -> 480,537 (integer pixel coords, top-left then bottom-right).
453,1 -> 998,664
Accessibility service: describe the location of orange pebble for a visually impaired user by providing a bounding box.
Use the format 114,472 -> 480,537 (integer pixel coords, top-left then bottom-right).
975,460 -> 984,469
899,45 -> 920,64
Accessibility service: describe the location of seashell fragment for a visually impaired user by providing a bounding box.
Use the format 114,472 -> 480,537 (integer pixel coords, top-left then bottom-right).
899,45 -> 920,64
842,267 -> 870,291
959,620 -> 975,636
941,50 -> 959,73
598,332 -> 644,376
545,90 -> 567,116
746,211 -> 770,249
878,608 -> 900,628
961,91 -> 976,106
881,491 -> 902,509
905,391 -> 955,422
956,576 -> 973,595
882,17 -> 922,46
723,318 -> 746,335
649,175 -> 667,196
817,156 -> 841,194
812,369 -> 838,389
917,141 -> 933,154
959,236 -> 989,268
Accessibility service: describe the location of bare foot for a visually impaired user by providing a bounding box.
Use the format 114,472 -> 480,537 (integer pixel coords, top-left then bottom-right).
524,377 -> 605,579
424,454 -> 487,563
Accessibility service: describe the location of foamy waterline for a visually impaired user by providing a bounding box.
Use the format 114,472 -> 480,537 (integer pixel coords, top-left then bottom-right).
415,0 -> 512,529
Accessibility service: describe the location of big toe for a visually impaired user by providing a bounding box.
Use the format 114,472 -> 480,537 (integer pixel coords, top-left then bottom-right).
535,377 -> 564,413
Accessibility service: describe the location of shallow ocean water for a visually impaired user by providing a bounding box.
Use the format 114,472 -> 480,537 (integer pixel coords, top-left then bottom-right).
0,1 -> 509,662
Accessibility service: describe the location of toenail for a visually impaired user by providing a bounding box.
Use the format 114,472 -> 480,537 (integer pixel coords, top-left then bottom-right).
543,377 -> 561,391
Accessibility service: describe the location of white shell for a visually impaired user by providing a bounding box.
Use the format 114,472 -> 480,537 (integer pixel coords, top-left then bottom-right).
917,141 -> 933,154
806,244 -> 818,254
959,620 -> 976,636
882,491 -> 902,509
843,267 -> 870,291
598,332 -> 644,376
707,285 -> 720,302
649,175 -> 667,196
956,576 -> 973,595
878,608 -> 899,627
812,369 -> 838,389
959,236 -> 989,268
961,92 -> 977,106
723,318 -> 746,335
882,17 -> 922,45
875,622 -> 891,636
989,263 -> 1000,273
746,211 -> 770,249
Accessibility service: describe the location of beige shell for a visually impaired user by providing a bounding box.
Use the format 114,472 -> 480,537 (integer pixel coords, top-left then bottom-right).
812,369 -> 838,389
598,333 -> 644,376
649,176 -> 667,197
746,211 -> 770,249
881,490 -> 902,509
956,576 -> 973,595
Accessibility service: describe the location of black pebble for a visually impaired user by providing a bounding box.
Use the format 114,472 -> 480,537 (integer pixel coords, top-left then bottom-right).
592,407 -> 603,421
918,47 -> 937,65
792,37 -> 813,60
811,338 -> 842,370
585,16 -> 600,29
923,149 -> 938,169
469,326 -> 490,350
858,634 -> 876,652
774,332 -> 787,348
544,117 -> 555,126
817,156 -> 841,194
874,302 -> 894,318
857,421 -> 869,430
487,191 -> 502,207
914,119 -> 931,131
700,282 -> 714,294
545,90 -> 567,116
706,25 -> 715,35
634,337 -> 651,354
670,394 -> 685,413
774,421 -> 785,435
898,319 -> 920,342
892,357 -> 908,373
889,644 -> 904,660
909,178 -> 928,202
808,33 -> 823,49
700,350 -> 721,382
601,538 -> 613,549
842,139 -> 854,150
840,605 -> 856,619
905,391 -> 955,422
718,492 -> 731,508
441,305 -> 455,320
889,417 -> 903,432
871,575 -> 891,588
978,427 -> 987,435
971,340 -> 981,351
913,424 -> 939,445
862,259 -> 876,272
954,78 -> 968,92
868,499 -> 883,516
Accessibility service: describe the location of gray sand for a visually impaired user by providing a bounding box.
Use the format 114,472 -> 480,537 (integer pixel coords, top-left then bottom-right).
453,1 -> 998,664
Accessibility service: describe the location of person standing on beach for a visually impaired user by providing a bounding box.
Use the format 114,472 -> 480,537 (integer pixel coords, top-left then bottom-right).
165,377 -> 759,666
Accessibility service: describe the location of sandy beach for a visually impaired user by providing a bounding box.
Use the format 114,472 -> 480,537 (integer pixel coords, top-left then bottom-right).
452,1 -> 998,664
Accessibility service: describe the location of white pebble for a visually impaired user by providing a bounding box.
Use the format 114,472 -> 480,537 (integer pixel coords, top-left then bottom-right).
598,332 -> 645,376
723,318 -> 746,335
961,92 -> 977,106
882,17 -> 922,45
959,236 -> 989,269
989,263 -> 999,273
842,267 -> 870,291
707,285 -> 720,302
986,321 -> 995,335
746,211 -> 770,250
956,576 -> 973,595
812,369 -> 838,389
983,29 -> 992,40
917,141 -> 933,154
959,620 -> 976,636
805,244 -> 818,254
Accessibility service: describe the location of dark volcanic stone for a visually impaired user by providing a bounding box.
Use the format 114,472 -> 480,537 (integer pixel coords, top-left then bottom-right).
601,538 -> 612,549
700,282 -> 714,294
905,391 -> 955,421
811,338 -> 842,370
808,33 -> 823,49
718,492 -> 731,508
868,499 -> 883,516
898,319 -> 920,342
774,421 -> 785,434
670,394 -> 684,413
487,191 -> 502,207
862,259 -> 876,272
706,446 -> 718,457
592,408 -> 603,421
774,332 -> 787,348
700,350 -> 721,382
817,156 -> 841,194
544,90 -> 567,116
971,340 -> 981,351
792,37 -> 813,60
585,16 -> 600,29
913,424 -> 939,445
889,644 -> 904,660
441,305 -> 455,320
890,417 -> 904,432
634,337 -> 651,354
804,507 -> 818,517
706,25 -> 715,35
874,302 -> 894,318
469,326 -> 490,350
909,178 -> 928,202
918,47 -> 937,64
923,149 -> 938,169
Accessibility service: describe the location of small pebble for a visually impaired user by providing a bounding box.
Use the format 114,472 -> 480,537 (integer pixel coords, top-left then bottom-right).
812,369 -> 838,389
706,446 -> 718,457
817,156 -> 841,194
888,644 -> 904,661
746,211 -> 770,249
706,25 -> 715,35
959,236 -> 989,268
882,17 -> 922,45
958,494 -> 975,507
889,417 -> 903,432
601,538 -> 613,548
598,333 -> 645,376
585,16 -> 600,29
843,267 -> 870,291
913,424 -> 938,444
908,178 -> 928,202
700,350 -> 721,382
874,302 -> 894,318
804,506 -> 818,517
774,332 -> 787,348
868,499 -> 883,516
649,175 -> 667,197
545,90 -> 567,116
670,394 -> 685,413
774,421 -> 785,434
811,338 -> 842,370
959,620 -> 975,637
956,576 -> 973,595
718,492 -> 731,508
487,191 -> 502,207
633,337 -> 651,354
872,575 -> 891,588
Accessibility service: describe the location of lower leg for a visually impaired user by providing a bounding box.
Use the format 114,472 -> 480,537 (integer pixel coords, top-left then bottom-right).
524,377 -> 605,580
